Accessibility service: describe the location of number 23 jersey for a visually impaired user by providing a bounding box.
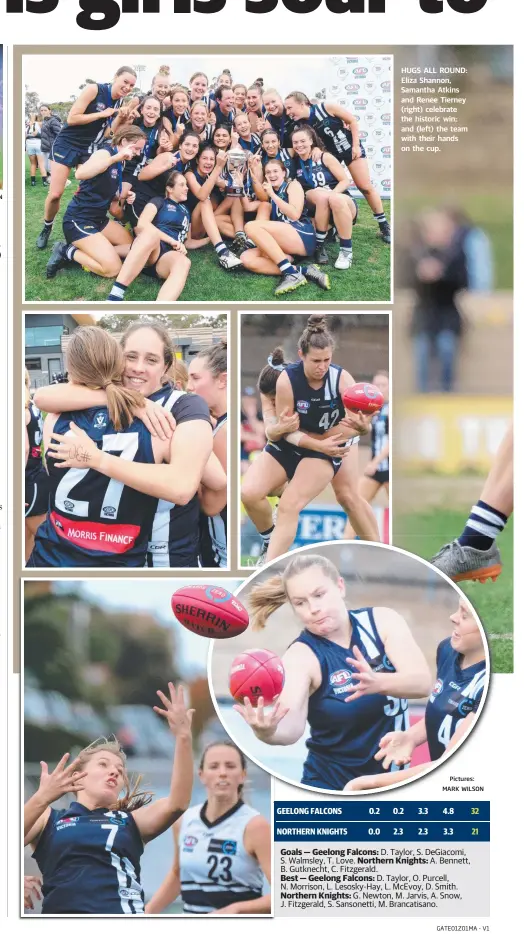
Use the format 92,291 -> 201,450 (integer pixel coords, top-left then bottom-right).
32,406 -> 157,567
178,801 -> 264,914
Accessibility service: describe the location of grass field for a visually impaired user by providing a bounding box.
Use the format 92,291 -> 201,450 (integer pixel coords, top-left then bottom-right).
394,510 -> 514,674
24,163 -> 391,303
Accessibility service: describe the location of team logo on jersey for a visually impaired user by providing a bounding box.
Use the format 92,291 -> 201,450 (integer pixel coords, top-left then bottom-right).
102,506 -> 117,518
382,654 -> 396,672
94,412 -> 108,429
111,168 -> 119,179
96,103 -> 106,112
63,500 -> 74,512
296,400 -> 310,414
208,838 -> 237,856
183,834 -> 198,850
432,678 -> 444,698
56,817 -> 80,830
458,698 -> 475,717
329,669 -> 353,695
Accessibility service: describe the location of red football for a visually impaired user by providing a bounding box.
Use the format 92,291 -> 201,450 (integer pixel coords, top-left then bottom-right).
229,648 -> 285,706
171,586 -> 249,639
342,382 -> 384,415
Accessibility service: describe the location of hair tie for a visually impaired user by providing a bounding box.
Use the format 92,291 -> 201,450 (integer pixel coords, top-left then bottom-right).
268,355 -> 285,371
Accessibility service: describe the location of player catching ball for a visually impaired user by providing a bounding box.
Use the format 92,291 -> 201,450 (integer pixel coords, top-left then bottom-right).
345,599 -> 486,791
234,553 -> 432,792
24,684 -> 194,915
146,741 -> 271,915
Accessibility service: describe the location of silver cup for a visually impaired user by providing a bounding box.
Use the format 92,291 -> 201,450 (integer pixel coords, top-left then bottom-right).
226,147 -> 247,198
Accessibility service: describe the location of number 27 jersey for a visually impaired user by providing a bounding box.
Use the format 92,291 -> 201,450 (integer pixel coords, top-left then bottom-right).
32,406 -> 157,567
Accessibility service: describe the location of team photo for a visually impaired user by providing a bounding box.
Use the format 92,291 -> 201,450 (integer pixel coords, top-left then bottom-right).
24,313 -> 228,569
239,312 -> 390,566
23,53 -> 392,303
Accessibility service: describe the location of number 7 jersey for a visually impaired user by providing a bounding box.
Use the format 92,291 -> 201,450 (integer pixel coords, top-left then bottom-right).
178,801 -> 264,914
31,406 -> 158,567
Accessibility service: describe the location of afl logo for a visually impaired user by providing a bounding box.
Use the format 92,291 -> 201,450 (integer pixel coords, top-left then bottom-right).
353,67 -> 368,77
330,669 -> 352,687
381,80 -> 392,93
296,400 -> 310,414
359,130 -> 369,141
183,835 -> 198,848
345,84 -> 360,94
381,145 -> 392,157
432,679 -> 444,696
381,113 -> 392,125
205,586 -> 232,604
353,98 -> 368,109
382,178 -> 392,191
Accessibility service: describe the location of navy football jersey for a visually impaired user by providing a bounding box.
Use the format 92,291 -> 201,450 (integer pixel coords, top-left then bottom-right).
31,407 -> 157,568
146,385 -> 211,568
269,181 -> 310,226
295,153 -> 345,192
199,414 -> 227,569
63,145 -> 122,227
286,360 -> 344,435
214,107 -> 235,130
150,197 -> 191,243
33,803 -> 144,915
261,147 -> 293,176
55,83 -> 123,152
295,608 -> 409,790
123,119 -> 162,181
238,133 -> 261,154
300,102 -> 354,162
26,402 -> 45,482
266,110 -> 294,147
426,638 -> 486,761
371,403 -> 389,472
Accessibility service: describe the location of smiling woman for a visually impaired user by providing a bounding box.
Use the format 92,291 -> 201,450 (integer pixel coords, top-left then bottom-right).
23,684 -> 194,915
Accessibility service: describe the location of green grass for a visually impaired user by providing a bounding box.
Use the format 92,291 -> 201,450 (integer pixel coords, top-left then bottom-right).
24,162 -> 391,303
394,509 -> 513,673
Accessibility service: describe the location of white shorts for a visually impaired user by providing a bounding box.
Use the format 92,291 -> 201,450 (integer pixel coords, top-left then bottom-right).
26,139 -> 42,156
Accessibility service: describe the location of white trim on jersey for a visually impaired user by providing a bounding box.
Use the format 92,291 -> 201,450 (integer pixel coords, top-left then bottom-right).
461,670 -> 486,701
147,388 -> 188,567
324,364 -> 340,402
351,608 -> 381,660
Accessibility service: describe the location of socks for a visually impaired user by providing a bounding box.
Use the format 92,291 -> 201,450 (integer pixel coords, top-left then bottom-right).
214,241 -> 228,257
278,259 -> 298,276
108,281 -> 128,302
260,525 -> 274,544
31,177 -> 36,187
458,500 -> 508,551
374,212 -> 387,225
339,237 -> 353,252
65,245 -> 77,262
44,219 -> 54,229
316,230 -> 328,246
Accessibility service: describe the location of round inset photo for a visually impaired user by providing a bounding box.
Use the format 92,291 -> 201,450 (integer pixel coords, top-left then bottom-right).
209,542 -> 489,794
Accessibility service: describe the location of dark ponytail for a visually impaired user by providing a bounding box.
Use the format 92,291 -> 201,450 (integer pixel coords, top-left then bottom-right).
298,315 -> 335,356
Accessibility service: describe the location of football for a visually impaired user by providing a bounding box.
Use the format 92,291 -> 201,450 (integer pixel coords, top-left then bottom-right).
342,382 -> 384,415
229,648 -> 285,705
171,585 -> 249,639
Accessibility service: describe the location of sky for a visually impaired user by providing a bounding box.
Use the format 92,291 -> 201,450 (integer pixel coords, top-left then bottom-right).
23,53 -> 341,103
54,578 -> 241,676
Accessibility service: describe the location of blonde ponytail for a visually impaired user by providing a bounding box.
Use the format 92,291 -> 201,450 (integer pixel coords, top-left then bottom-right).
248,575 -> 287,630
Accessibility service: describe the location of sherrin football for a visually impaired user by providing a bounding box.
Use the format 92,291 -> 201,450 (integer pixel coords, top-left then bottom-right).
171,585 -> 249,639
342,382 -> 384,415
229,648 -> 285,705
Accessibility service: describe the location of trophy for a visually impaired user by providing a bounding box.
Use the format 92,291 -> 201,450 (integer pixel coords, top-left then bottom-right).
226,147 -> 247,198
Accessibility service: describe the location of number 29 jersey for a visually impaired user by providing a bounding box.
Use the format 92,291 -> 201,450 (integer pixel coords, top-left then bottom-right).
178,801 -> 264,914
31,406 -> 157,568
425,638 -> 486,760
286,360 -> 344,434
33,804 -> 144,915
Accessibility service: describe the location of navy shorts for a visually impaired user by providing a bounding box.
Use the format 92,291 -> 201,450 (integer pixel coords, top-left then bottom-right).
63,215 -> 109,244
265,440 -> 302,481
50,138 -> 90,169
25,471 -> 50,519
370,468 -> 389,485
289,219 -> 316,255
343,141 -> 367,165
141,240 -> 176,279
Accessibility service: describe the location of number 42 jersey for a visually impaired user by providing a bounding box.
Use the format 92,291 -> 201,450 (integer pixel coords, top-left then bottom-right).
178,801 -> 264,914
286,360 -> 344,434
31,406 -> 158,567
